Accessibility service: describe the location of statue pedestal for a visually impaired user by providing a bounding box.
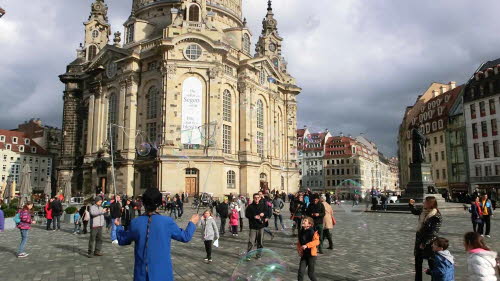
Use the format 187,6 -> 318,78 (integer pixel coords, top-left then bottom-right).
400,163 -> 438,203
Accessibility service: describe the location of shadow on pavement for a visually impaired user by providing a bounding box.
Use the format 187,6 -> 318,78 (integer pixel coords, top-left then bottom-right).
53,244 -> 89,257
0,245 -> 17,256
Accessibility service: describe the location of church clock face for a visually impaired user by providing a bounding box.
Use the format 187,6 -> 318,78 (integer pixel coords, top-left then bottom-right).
106,61 -> 117,79
269,43 -> 277,52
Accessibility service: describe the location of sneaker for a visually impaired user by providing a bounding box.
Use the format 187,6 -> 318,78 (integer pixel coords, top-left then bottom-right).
208,259 -> 212,263
17,253 -> 28,258
204,258 -> 209,262
486,235 -> 491,238
94,252 -> 103,256
235,234 -> 238,237
481,235 -> 484,237
245,256 -> 252,261
112,240 -> 119,245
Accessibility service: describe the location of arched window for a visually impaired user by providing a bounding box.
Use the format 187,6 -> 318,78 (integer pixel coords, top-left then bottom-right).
227,170 -> 236,189
108,93 -> 118,144
242,34 -> 251,54
257,100 -> 264,129
259,70 -> 266,85
189,5 -> 200,22
147,86 -> 159,119
260,173 -> 267,182
88,45 -> 97,60
281,176 -> 284,190
223,90 -> 231,122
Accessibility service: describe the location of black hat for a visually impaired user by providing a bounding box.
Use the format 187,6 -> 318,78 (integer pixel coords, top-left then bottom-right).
312,194 -> 320,200
142,188 -> 163,210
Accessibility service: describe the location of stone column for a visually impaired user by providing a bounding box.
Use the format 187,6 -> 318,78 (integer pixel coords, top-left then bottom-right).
86,95 -> 95,154
117,80 -> 127,150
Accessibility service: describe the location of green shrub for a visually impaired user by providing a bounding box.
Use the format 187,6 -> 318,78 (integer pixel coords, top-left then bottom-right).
65,206 -> 78,214
33,205 -> 42,212
1,204 -> 8,210
9,198 -> 19,209
3,208 -> 17,218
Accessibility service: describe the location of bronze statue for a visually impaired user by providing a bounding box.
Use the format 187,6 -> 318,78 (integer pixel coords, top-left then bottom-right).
412,128 -> 428,163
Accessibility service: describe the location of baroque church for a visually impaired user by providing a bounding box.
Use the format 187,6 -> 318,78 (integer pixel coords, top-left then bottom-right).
58,0 -> 301,197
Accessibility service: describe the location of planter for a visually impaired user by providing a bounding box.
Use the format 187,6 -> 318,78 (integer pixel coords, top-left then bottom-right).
63,213 -> 75,224
4,218 -> 17,230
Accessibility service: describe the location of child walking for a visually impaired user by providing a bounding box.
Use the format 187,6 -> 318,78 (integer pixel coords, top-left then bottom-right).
425,237 -> 455,281
297,216 -> 319,281
464,231 -> 498,281
199,209 -> 219,263
230,208 -> 239,236
73,211 -> 81,234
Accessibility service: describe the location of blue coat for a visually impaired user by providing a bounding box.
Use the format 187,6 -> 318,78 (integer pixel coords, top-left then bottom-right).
116,214 -> 196,281
431,251 -> 455,281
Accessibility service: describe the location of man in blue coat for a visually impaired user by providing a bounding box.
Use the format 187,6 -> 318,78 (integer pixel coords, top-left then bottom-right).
115,188 -> 199,281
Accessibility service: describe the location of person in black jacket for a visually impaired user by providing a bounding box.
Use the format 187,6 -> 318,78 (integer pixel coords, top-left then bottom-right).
216,197 -> 229,235
306,194 -> 325,253
409,197 -> 442,281
245,193 -> 268,258
121,199 -> 133,231
110,195 -> 122,244
50,197 -> 63,231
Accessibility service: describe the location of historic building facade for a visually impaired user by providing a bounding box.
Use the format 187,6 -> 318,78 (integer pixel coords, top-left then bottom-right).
58,0 -> 301,197
463,59 -> 500,198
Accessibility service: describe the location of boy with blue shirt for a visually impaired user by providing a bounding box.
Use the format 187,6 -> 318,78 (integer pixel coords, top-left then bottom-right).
425,237 -> 455,281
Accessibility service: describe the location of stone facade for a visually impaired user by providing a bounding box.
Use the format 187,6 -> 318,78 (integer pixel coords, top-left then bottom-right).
58,0 -> 300,197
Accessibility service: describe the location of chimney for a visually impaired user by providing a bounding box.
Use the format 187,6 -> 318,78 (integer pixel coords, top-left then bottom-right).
449,81 -> 456,89
432,90 -> 439,98
440,86 -> 447,94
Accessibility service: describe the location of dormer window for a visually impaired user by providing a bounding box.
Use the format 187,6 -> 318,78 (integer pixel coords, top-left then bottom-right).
242,34 -> 251,54
31,147 -> 37,153
188,4 -> 200,22
92,30 -> 99,39
24,139 -> 30,145
6,144 -> 11,150
88,45 -> 97,60
19,145 -> 24,152
12,137 -> 18,144
126,24 -> 135,44
0,135 -> 4,142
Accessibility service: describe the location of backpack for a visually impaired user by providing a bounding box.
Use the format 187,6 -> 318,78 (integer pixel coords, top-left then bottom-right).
14,212 -> 21,225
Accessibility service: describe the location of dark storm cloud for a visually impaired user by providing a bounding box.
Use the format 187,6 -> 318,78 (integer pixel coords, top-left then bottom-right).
1,0 -> 500,156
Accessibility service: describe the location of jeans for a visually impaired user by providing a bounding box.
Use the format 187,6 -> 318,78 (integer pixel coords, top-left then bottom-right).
247,228 -> 264,253
73,223 -> 81,233
82,221 -> 89,234
177,206 -> 183,217
204,240 -> 212,259
88,227 -> 103,254
169,208 -> 177,219
231,225 -> 238,234
239,217 -> 244,231
220,217 -> 227,234
314,224 -> 324,251
298,256 -> 317,281
322,228 -> 333,248
18,229 -> 29,254
110,218 -> 120,241
482,215 -> 491,235
53,215 -> 61,230
273,214 -> 284,230
46,219 -> 53,230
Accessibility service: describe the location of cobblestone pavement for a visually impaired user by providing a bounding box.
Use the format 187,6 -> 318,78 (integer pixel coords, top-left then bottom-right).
0,203 -> 498,281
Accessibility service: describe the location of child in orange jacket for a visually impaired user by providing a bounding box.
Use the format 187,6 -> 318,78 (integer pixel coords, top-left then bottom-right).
296,216 -> 319,281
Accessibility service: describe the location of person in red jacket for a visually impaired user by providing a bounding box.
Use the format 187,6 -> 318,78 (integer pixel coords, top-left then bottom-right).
44,198 -> 54,231
17,201 -> 35,258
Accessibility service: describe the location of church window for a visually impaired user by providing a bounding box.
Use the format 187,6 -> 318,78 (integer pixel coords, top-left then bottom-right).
223,90 -> 231,122
126,24 -> 135,44
259,70 -> 266,85
257,131 -> 264,157
108,93 -> 118,145
146,122 -> 157,143
273,58 -> 280,69
92,30 -> 99,39
223,125 -> 231,154
188,4 -> 200,22
227,170 -> 236,189
88,45 -> 97,60
257,100 -> 264,129
147,86 -> 159,119
185,44 -> 202,61
242,34 -> 251,54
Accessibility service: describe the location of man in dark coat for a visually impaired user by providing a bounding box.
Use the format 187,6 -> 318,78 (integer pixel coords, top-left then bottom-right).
110,195 -> 122,243
50,197 -> 63,230
245,193 -> 268,258
306,194 -> 326,253
216,197 -> 229,235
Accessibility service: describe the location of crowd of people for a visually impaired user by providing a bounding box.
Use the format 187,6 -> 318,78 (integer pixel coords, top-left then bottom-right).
2,188 -> 499,281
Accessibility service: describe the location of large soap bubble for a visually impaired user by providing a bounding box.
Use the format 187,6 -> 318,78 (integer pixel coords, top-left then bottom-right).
230,249 -> 287,281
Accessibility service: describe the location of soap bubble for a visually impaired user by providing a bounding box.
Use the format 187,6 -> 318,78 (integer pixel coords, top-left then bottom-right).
230,249 -> 287,281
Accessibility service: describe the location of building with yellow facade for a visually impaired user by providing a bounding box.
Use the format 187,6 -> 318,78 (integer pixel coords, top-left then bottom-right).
58,0 -> 300,197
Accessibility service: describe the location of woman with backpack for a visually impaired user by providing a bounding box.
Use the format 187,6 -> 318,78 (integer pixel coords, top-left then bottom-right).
16,201 -> 35,258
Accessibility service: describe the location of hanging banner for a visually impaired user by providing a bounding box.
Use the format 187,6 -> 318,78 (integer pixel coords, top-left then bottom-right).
181,77 -> 203,144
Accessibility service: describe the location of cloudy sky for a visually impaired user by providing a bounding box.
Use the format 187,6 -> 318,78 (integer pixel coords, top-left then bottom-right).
1,0 -> 500,156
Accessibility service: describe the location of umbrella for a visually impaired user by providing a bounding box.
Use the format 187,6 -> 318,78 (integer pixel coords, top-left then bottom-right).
64,180 -> 72,203
18,164 -> 31,207
44,178 -> 52,199
0,181 -> 6,200
11,180 -> 16,200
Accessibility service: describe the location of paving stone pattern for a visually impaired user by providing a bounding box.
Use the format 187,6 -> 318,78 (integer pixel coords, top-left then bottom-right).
0,203 -> 498,281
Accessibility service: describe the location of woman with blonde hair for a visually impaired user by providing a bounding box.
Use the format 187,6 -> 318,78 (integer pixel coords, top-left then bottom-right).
409,196 -> 442,281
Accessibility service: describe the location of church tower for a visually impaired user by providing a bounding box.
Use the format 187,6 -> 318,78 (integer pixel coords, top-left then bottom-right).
255,0 -> 287,72
83,0 -> 111,61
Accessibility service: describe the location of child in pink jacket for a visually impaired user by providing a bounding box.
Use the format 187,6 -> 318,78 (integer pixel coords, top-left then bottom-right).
229,208 -> 239,237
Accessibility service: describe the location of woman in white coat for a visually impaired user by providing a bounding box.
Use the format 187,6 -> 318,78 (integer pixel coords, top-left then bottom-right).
464,231 -> 498,281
